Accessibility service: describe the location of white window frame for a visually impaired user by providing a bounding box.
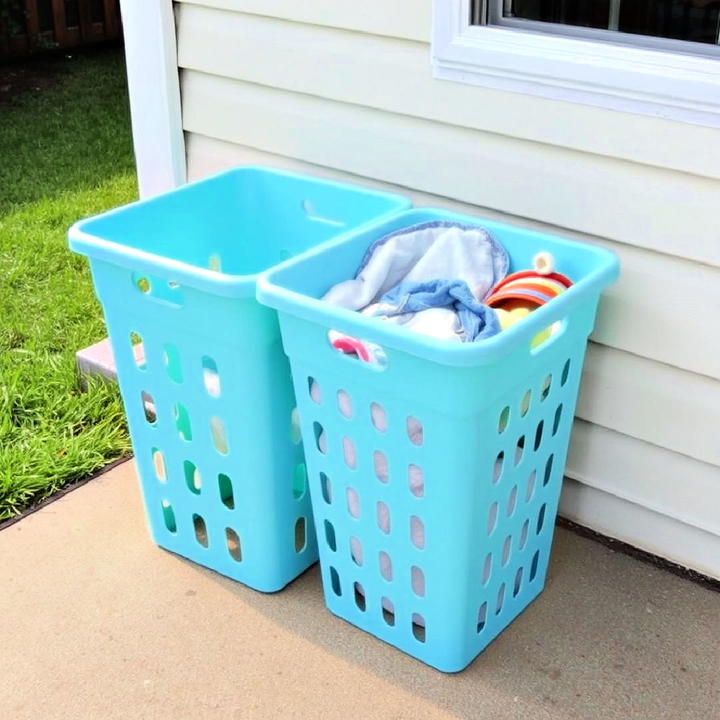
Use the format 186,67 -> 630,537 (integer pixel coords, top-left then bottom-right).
432,0 -> 720,127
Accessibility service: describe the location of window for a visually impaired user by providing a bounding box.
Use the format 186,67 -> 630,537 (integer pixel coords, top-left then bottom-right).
478,1 -> 720,55
432,0 -> 720,126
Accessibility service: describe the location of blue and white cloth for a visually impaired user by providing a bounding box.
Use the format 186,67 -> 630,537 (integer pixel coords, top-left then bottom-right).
324,221 -> 509,342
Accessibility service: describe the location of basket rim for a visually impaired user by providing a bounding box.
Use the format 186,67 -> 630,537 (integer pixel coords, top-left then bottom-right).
67,165 -> 411,299
256,208 -> 620,367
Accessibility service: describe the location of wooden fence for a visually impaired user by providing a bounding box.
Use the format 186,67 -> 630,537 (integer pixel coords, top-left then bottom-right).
1,0 -> 121,58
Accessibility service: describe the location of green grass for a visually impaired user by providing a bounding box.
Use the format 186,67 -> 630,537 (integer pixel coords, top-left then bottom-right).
0,49 -> 136,520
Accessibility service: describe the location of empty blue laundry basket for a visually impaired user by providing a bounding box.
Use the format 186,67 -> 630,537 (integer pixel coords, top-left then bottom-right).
68,166 -> 410,592
257,208 -> 618,665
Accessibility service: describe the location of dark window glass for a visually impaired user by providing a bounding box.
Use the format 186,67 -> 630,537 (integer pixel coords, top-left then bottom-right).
511,0 -> 611,29
618,1 -> 720,44
504,0 -> 720,45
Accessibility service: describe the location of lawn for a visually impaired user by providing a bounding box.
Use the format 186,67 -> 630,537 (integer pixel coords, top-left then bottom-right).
0,48 -> 135,520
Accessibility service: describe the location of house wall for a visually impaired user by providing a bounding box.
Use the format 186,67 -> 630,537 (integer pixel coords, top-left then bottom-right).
173,0 -> 720,577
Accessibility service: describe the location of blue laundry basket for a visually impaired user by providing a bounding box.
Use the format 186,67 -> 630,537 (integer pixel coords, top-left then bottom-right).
68,166 -> 410,592
257,208 -> 618,667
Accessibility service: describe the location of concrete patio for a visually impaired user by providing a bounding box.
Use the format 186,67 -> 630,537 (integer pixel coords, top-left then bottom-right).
2,460 -> 718,720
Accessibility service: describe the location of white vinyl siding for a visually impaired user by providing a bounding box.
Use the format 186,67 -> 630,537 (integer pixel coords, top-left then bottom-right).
174,0 -> 720,578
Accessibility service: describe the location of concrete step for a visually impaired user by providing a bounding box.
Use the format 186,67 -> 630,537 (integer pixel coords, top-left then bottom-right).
76,337 -> 145,382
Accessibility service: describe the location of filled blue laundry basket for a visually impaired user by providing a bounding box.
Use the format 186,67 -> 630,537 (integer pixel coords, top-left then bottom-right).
257,208 -> 618,666
68,166 -> 410,592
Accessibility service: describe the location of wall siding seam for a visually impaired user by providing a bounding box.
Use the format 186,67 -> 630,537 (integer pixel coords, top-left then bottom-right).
178,71 -> 720,269
174,3 -> 720,181
565,462 -> 720,538
173,0 -> 429,42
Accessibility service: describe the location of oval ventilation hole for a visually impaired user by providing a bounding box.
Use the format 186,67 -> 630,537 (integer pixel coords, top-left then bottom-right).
477,602 -> 488,632
370,402 -> 388,432
151,448 -> 165,482
354,582 -> 366,611
320,472 -> 332,504
410,515 -> 425,550
513,567 -> 523,597
382,598 -> 395,626
313,422 -> 327,454
330,566 -> 342,596
184,460 -> 201,495
290,407 -> 302,445
412,614 -> 426,643
379,551 -> 393,581
324,520 -> 337,551
543,454 -> 554,486
487,502 -> 499,535
350,536 -> 363,566
161,500 -> 176,533
163,343 -> 183,384
142,391 -> 156,424
219,473 -> 234,509
534,420 -> 544,451
541,374 -> 552,401
407,416 -> 423,446
226,528 -> 242,561
493,451 -> 504,484
526,470 -> 537,502
561,359 -> 571,386
377,501 -> 391,534
342,437 -> 357,469
498,406 -> 510,433
347,487 -> 360,519
202,355 -> 221,397
519,519 -> 530,550
295,517 -> 307,553
514,435 -> 525,466
409,464 -> 424,498
337,389 -> 352,418
507,485 -> 518,517
537,504 -> 547,535
411,566 -> 425,597
530,550 -> 540,582
130,332 -> 146,370
308,377 -> 321,403
135,275 -> 151,294
496,583 -> 506,616
373,450 -> 389,483
210,416 -> 227,454
521,390 -> 532,417
502,535 -> 512,566
193,514 -> 208,548
482,553 -> 492,585
174,402 -> 192,442
292,463 -> 307,500
552,404 -> 563,436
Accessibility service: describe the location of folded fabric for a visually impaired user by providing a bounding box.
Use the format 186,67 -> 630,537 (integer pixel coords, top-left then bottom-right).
324,221 -> 509,343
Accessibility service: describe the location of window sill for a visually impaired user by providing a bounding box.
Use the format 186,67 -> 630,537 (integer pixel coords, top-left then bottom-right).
432,8 -> 720,128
